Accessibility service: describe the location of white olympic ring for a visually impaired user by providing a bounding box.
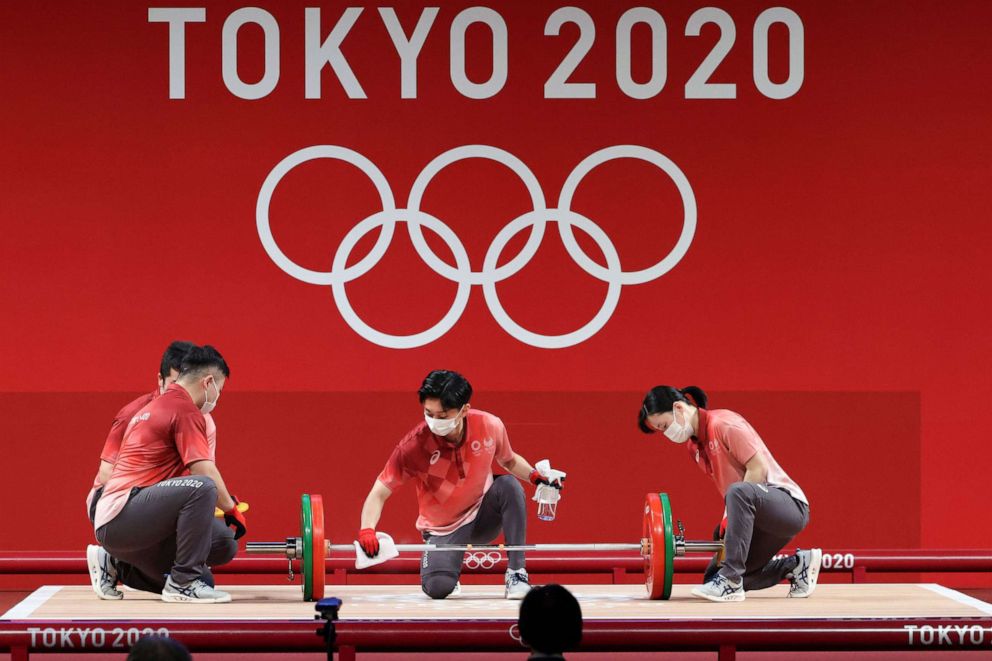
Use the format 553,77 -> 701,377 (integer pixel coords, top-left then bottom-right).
463,551 -> 502,570
256,144 -> 696,349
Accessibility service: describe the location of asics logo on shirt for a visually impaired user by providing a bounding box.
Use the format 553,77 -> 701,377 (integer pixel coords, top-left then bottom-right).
129,412 -> 151,426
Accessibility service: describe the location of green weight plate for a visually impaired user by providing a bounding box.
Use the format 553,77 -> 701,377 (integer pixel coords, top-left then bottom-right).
660,492 -> 675,600
301,493 -> 313,601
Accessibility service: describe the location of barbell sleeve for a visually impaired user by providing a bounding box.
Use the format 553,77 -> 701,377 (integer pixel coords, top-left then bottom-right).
248,541 -> 294,555
681,541 -> 724,553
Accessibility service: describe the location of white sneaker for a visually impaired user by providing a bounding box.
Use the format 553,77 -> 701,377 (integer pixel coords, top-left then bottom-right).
788,548 -> 822,598
691,574 -> 744,602
161,575 -> 232,603
504,568 -> 531,600
449,581 -> 462,597
86,545 -> 122,600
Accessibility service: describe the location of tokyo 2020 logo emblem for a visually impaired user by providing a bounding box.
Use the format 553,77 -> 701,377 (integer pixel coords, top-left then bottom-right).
257,145 -> 696,349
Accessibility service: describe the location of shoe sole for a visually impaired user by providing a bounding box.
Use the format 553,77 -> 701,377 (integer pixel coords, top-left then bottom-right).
161,592 -> 232,604
690,587 -> 745,602
86,545 -> 122,601
790,548 -> 822,599
505,584 -> 531,600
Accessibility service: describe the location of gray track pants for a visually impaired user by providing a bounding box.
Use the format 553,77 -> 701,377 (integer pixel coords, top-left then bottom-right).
95,476 -> 237,591
420,475 -> 527,599
704,482 -> 809,590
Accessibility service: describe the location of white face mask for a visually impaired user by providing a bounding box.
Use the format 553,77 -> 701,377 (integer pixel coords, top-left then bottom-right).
425,412 -> 460,436
663,405 -> 694,444
200,379 -> 220,415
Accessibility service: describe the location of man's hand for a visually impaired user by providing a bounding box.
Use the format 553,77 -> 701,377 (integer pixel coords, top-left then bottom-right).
529,468 -> 565,490
215,501 -> 249,518
358,528 -> 380,557
224,498 -> 248,540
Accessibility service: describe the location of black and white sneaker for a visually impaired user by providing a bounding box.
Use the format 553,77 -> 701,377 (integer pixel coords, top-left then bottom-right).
788,548 -> 822,598
691,573 -> 744,602
504,568 -> 531,600
161,575 -> 232,603
86,545 -> 122,600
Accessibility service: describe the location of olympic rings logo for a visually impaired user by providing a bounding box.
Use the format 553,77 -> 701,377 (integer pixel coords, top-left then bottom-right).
256,144 -> 696,349
463,551 -> 503,570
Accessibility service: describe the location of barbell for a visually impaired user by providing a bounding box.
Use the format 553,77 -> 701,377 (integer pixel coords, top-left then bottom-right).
246,493 -> 724,601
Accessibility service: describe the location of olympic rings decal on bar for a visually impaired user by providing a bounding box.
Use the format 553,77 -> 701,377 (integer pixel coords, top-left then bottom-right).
256,144 -> 697,349
463,551 -> 503,570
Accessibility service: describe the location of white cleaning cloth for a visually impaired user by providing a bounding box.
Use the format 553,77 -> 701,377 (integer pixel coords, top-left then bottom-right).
531,459 -> 567,501
354,532 -> 399,569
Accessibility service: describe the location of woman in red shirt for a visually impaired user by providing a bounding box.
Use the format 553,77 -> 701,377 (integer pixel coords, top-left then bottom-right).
638,385 -> 821,602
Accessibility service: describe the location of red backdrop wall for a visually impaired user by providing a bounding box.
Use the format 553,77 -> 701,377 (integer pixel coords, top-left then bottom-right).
1,1 -> 989,556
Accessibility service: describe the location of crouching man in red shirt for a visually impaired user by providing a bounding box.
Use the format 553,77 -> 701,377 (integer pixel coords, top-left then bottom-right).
358,370 -> 564,600
90,345 -> 245,603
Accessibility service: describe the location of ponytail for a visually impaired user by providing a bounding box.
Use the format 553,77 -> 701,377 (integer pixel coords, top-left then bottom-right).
680,386 -> 708,409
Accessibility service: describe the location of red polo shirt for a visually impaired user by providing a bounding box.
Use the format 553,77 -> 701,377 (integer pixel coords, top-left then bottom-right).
691,408 -> 808,505
93,384 -> 213,529
86,391 -> 217,516
378,409 -> 515,535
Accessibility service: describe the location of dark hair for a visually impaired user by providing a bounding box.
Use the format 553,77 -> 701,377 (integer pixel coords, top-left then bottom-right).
638,385 -> 708,434
518,584 -> 583,654
127,635 -> 191,661
160,341 -> 196,379
418,370 -> 472,410
179,344 -> 230,379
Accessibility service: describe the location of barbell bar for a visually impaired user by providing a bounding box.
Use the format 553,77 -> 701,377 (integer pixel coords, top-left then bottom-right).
246,493 -> 724,601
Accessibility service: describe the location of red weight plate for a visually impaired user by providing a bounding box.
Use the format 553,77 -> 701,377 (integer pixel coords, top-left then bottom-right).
643,493 -> 667,599
310,494 -> 325,601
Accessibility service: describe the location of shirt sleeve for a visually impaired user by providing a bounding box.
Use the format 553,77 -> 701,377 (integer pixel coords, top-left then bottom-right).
100,393 -> 153,464
99,408 -> 130,464
173,410 -> 213,467
720,420 -> 761,467
493,416 -> 514,465
377,443 -> 412,492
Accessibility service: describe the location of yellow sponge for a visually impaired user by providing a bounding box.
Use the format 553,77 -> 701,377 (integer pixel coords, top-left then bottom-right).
215,501 -> 250,518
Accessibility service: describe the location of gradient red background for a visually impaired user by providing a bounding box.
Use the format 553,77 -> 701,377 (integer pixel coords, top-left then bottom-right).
1,1 -> 989,571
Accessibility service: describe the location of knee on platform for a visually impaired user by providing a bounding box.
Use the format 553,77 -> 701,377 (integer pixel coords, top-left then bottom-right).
422,575 -> 459,600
